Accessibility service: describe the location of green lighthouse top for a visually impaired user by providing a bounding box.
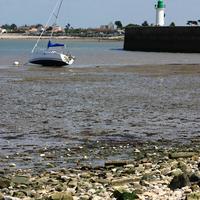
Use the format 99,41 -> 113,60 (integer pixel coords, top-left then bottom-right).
156,0 -> 165,9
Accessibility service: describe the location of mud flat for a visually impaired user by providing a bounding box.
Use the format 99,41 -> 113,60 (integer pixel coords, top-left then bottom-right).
0,64 -> 199,199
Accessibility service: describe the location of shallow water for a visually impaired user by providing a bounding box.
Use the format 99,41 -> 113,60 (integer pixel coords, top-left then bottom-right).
1,39 -> 200,67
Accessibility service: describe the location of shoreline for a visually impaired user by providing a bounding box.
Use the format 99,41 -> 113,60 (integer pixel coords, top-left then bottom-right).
0,33 -> 124,41
0,143 -> 199,200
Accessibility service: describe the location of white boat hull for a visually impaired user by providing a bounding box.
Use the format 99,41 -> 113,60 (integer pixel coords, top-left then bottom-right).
29,51 -> 74,66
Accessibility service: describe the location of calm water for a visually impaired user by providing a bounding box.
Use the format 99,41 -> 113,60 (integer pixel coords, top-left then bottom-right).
1,39 -> 200,67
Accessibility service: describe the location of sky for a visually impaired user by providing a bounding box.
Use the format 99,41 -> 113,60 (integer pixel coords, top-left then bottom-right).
1,0 -> 200,28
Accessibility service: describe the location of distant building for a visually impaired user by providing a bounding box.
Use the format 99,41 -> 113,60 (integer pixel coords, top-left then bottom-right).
18,25 -> 29,32
28,27 -> 38,34
100,22 -> 115,31
108,22 -> 115,30
117,29 -> 125,35
100,25 -> 108,30
53,26 -> 65,33
36,25 -> 45,32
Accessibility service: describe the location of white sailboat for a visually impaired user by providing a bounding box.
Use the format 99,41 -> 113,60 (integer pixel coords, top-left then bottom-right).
29,0 -> 75,66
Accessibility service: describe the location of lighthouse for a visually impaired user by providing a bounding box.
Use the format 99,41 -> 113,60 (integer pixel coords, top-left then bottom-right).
155,0 -> 165,26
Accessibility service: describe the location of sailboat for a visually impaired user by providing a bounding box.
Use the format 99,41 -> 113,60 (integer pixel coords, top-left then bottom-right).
29,0 -> 75,66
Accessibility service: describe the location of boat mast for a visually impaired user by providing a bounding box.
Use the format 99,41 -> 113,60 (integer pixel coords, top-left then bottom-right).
50,0 -> 63,38
31,0 -> 63,53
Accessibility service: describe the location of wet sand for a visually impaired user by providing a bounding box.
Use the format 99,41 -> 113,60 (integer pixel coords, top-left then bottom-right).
0,64 -> 200,171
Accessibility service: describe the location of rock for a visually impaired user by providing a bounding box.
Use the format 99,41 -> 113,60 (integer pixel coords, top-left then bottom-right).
46,163 -> 55,168
141,171 -> 160,182
134,149 -> 140,153
186,192 -> 200,200
13,191 -> 26,198
169,173 -> 191,190
79,195 -> 90,200
177,161 -> 188,172
189,172 -> 200,183
111,178 -> 139,186
125,164 -> 135,168
184,186 -> 192,194
9,163 -> 16,168
132,182 -> 143,191
92,196 -> 103,200
191,185 -> 200,192
68,179 -> 78,188
0,192 -> 4,200
0,170 -> 5,175
50,192 -> 73,200
4,196 -> 21,200
60,175 -> 70,183
170,169 -> 183,177
80,172 -> 91,179
0,177 -> 11,189
169,152 -> 196,159
12,175 -> 30,185
135,164 -> 145,173
143,162 -> 153,169
140,180 -> 150,187
198,163 -> 200,170
55,185 -> 63,192
105,160 -> 134,167
28,190 -> 38,198
160,167 -> 171,176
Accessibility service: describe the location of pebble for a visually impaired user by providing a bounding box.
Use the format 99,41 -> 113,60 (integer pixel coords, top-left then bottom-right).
9,163 -> 16,168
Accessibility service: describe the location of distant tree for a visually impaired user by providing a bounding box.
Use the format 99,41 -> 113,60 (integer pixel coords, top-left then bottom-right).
1,24 -> 10,29
10,24 -> 17,30
35,24 -> 43,28
46,26 -> 53,32
169,22 -> 176,27
115,21 -> 123,29
142,21 -> 149,26
65,23 -> 71,35
65,23 -> 71,30
187,20 -> 198,26
1,24 -> 17,32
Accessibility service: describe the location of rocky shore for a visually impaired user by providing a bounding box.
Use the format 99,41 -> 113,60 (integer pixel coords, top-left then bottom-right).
0,143 -> 199,200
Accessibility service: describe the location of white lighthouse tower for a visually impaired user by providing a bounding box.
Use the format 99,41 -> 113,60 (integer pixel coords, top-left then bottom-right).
155,0 -> 165,26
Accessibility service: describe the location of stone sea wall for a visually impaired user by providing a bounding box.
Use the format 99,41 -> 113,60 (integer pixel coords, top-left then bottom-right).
124,26 -> 200,53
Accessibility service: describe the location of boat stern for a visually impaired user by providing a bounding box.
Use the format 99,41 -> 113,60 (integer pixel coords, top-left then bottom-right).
60,53 -> 75,65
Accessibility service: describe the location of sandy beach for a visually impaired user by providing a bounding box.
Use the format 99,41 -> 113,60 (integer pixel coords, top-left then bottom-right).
0,63 -> 199,199
0,33 -> 124,41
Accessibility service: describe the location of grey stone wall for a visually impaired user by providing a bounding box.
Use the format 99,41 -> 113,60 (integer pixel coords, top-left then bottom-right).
124,27 -> 200,53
